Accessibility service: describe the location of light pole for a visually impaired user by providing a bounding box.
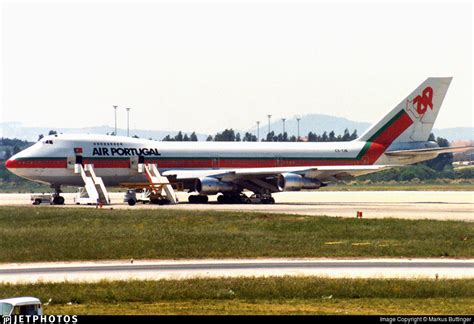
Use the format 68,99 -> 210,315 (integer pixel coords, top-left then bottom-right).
126,108 -> 131,137
282,118 -> 286,134
267,114 -> 272,137
113,105 -> 118,136
256,121 -> 260,142
296,117 -> 301,141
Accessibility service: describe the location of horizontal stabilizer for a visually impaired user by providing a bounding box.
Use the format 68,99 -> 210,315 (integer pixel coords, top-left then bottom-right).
385,146 -> 474,157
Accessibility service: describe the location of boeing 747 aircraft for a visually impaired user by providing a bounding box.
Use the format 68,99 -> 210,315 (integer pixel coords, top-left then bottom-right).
5,77 -> 472,204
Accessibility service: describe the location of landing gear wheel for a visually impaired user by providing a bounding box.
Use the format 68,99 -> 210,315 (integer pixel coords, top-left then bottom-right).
262,196 -> 275,204
157,199 -> 170,205
217,195 -> 226,204
189,195 -> 208,204
127,199 -> 136,206
53,196 -> 65,205
240,194 -> 251,204
217,194 -> 250,204
249,194 -> 274,204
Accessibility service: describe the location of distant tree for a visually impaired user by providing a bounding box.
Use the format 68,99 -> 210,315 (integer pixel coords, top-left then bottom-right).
243,132 -> 257,142
328,131 -> 336,142
424,136 -> 453,171
206,135 -> 213,141
132,135 -> 140,139
350,129 -> 358,140
12,146 -> 21,155
37,134 -> 44,141
214,129 -> 236,141
175,131 -> 183,141
162,135 -> 172,141
0,138 -> 31,147
289,135 -> 297,142
235,133 -> 241,142
190,132 -> 198,141
428,133 -> 436,141
307,132 -> 317,142
437,137 -> 450,148
48,130 -> 57,136
4,148 -> 12,160
183,134 -> 190,141
265,131 -> 275,142
321,131 -> 328,142
342,128 -> 351,141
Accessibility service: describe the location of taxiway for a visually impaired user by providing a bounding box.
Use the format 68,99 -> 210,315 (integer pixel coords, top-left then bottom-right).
1,258 -> 473,283
1,191 -> 472,221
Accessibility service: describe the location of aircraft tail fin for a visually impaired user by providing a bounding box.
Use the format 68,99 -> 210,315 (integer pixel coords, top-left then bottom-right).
357,77 -> 452,146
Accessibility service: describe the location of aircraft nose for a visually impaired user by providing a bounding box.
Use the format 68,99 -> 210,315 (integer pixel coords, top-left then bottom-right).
5,158 -> 15,170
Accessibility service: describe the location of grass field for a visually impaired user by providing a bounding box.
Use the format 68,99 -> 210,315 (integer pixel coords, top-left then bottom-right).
0,207 -> 472,262
1,278 -> 473,315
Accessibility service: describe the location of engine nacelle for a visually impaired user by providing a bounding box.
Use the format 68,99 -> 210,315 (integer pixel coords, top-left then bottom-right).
195,177 -> 236,195
277,173 -> 322,192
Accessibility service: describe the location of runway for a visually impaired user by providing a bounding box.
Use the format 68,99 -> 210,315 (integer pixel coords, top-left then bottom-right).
1,258 -> 473,283
1,191 -> 473,221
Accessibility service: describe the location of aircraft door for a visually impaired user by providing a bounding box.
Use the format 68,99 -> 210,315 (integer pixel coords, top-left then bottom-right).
74,147 -> 83,165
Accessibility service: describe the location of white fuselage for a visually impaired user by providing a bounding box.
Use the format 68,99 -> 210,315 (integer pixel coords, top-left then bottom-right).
5,134 -> 427,188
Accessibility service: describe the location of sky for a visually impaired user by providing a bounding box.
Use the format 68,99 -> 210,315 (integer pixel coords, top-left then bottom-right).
1,0 -> 472,134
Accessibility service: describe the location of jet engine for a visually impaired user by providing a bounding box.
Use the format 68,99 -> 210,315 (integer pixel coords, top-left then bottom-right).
195,177 -> 236,195
277,173 -> 322,191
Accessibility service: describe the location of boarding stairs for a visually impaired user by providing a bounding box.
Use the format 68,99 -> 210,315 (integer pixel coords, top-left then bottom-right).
74,163 -> 111,205
139,163 -> 178,204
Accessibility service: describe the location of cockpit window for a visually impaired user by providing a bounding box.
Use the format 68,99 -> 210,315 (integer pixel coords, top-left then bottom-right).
43,140 -> 53,144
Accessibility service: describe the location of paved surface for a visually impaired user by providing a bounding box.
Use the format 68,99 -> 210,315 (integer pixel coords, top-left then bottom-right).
1,191 -> 473,221
1,258 -> 472,283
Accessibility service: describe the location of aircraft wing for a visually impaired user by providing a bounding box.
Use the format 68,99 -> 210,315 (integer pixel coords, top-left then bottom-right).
162,165 -> 391,183
385,146 -> 474,157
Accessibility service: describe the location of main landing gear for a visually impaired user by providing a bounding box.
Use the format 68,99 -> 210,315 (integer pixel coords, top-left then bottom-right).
188,193 -> 276,204
188,195 -> 209,204
217,193 -> 275,204
52,186 -> 65,205
217,193 -> 251,204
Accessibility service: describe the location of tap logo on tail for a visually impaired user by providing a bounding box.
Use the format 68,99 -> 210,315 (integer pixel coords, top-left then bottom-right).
409,86 -> 434,118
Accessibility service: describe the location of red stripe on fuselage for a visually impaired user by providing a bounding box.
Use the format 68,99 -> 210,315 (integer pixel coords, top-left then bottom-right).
6,159 -> 67,169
